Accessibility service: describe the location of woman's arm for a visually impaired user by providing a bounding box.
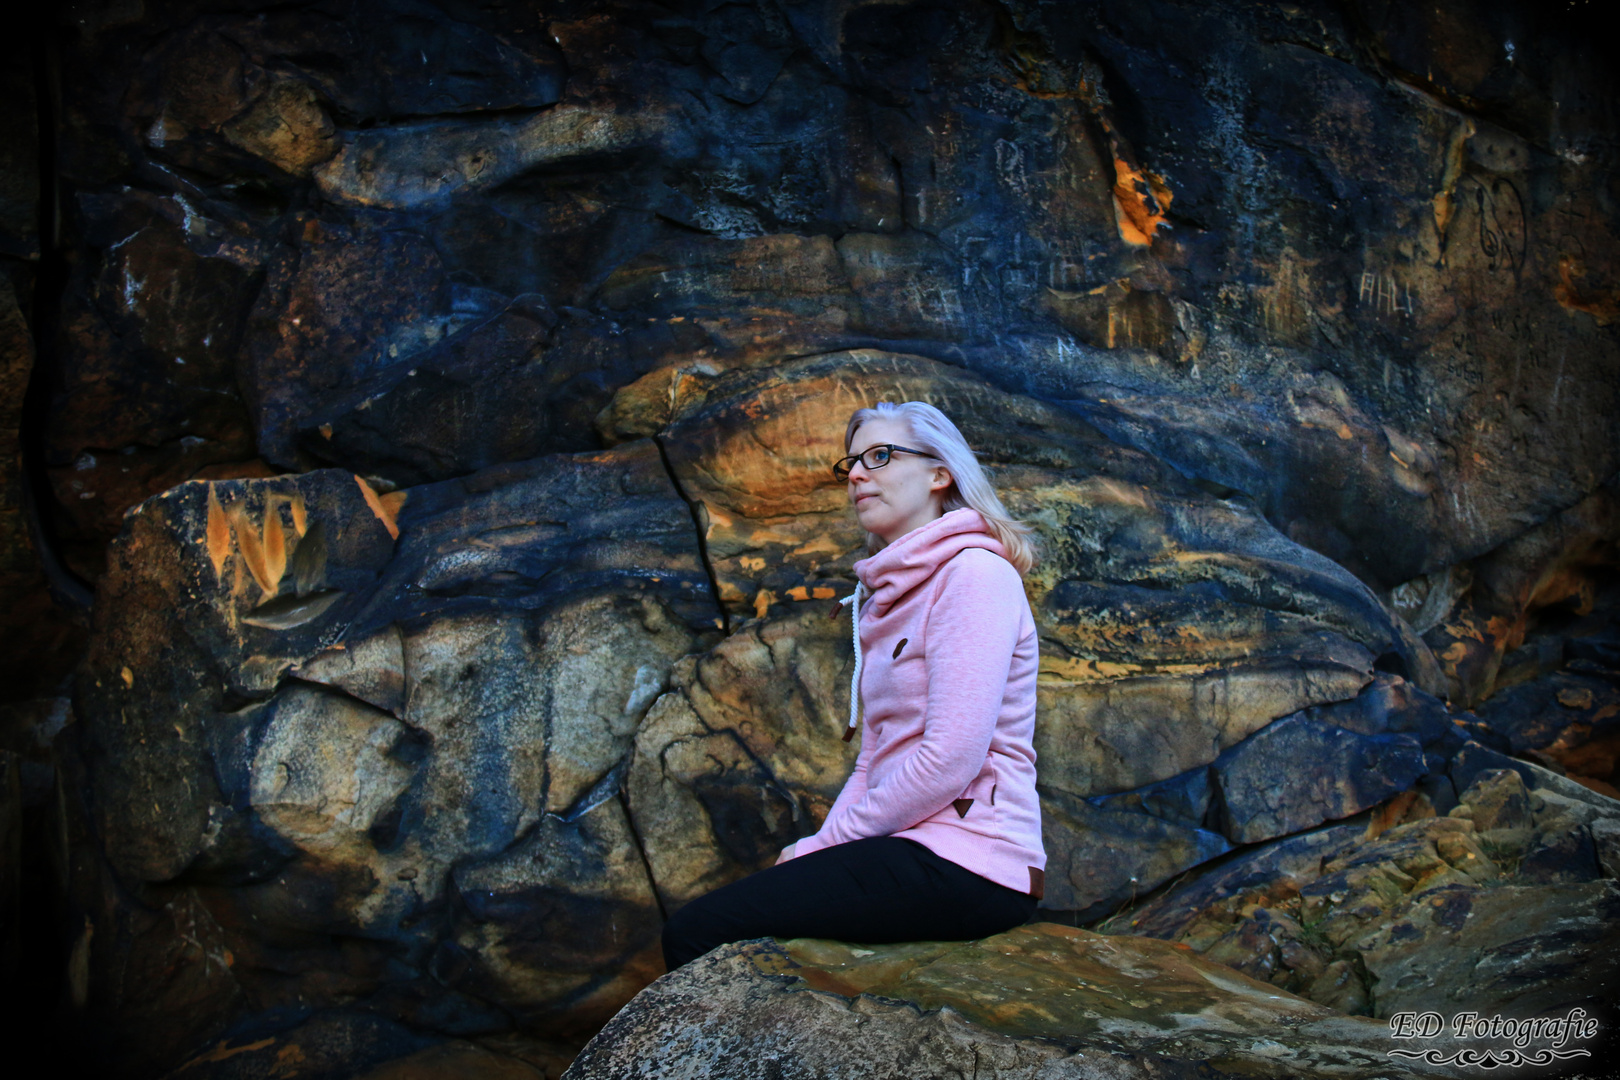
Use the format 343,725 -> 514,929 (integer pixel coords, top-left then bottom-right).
779,737 -> 871,863
788,552 -> 1022,855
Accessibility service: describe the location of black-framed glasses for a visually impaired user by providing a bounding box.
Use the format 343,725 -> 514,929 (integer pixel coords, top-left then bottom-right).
831,444 -> 937,481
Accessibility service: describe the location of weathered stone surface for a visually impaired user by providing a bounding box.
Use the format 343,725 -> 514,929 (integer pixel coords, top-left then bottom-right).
78,468 -> 400,884
1594,816 -> 1620,878
1039,507 -> 1437,804
1447,767 -> 1533,841
1119,825 -> 1369,942
443,801 -> 665,1040
628,603 -> 858,911
1474,670 -> 1620,787
314,105 -> 667,212
162,1009 -> 546,1080
1117,764 -> 1620,1019
44,1 -> 1619,585
220,0 -> 567,125
43,189 -> 269,576
1359,881 -> 1620,1019
627,346 -> 1437,900
122,25 -> 337,181
1420,485 -> 1620,709
563,927 -> 1472,1080
351,1043 -> 548,1080
0,274 -> 33,586
1211,715 -> 1428,844
0,697 -> 67,813
1448,739 -> 1620,820
52,734 -> 255,1076
1035,653 -> 1376,801
239,217 -> 455,467
1040,788 -> 1231,921
625,347 -> 1170,623
67,444 -> 720,1063
22,1 -> 1620,1075
367,442 -> 716,632
1064,674 -> 1448,917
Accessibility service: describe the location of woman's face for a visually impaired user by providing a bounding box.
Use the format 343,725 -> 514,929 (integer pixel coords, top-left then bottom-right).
845,417 -> 952,545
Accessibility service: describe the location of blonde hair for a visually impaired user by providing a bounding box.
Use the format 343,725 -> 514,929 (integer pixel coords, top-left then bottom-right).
844,400 -> 1037,573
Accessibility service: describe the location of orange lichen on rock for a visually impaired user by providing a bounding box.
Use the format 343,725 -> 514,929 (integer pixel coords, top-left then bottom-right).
752,588 -> 775,620
1556,254 -> 1620,326
354,475 -> 401,539
1112,158 -> 1173,247
176,1037 -> 277,1069
1530,564 -> 1597,614
1558,687 -> 1596,710
272,1043 -> 308,1071
1431,119 -> 1474,244
379,490 -> 408,523
261,497 -> 288,589
229,506 -> 276,596
206,485 -> 231,578
1364,789 -> 1424,841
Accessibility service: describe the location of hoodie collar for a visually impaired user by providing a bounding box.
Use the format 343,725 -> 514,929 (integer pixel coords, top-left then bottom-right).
854,507 -> 1006,616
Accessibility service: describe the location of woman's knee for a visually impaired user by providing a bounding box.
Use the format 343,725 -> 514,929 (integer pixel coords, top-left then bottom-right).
661,894 -> 724,970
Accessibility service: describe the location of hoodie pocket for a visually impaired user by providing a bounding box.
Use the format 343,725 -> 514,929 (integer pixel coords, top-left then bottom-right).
950,754 -> 998,821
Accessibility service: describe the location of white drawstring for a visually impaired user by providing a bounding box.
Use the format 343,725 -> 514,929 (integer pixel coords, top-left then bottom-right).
839,582 -> 865,738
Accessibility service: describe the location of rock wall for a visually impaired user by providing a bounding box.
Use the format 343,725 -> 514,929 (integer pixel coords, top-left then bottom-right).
3,0 -> 1617,1075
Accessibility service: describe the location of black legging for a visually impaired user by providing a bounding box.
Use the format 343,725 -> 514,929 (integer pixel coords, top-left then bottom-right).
662,836 -> 1038,970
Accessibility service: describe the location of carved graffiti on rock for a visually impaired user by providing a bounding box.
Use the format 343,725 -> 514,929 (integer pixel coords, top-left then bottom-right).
1358,270 -> 1414,317
1456,175 -> 1527,276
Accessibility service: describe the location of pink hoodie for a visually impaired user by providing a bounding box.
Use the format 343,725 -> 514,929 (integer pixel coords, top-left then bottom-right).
790,508 -> 1046,897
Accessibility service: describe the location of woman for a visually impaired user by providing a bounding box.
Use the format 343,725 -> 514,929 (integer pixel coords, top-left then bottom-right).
661,400 -> 1044,970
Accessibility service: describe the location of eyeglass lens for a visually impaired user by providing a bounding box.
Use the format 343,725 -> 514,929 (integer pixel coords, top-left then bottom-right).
833,445 -> 896,480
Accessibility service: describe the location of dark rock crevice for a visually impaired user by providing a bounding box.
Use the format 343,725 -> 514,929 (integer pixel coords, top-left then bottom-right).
617,787 -> 669,926
653,432 -> 730,638
17,12 -> 91,612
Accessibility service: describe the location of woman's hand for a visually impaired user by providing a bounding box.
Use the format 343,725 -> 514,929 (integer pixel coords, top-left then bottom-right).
775,842 -> 798,866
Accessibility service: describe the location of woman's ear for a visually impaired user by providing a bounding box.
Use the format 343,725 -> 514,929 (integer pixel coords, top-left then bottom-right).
930,466 -> 953,493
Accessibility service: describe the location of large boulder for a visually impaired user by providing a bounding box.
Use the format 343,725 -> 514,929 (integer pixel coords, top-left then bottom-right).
562,926 -> 1480,1079
1117,764 -> 1620,1020
66,444 -> 720,1066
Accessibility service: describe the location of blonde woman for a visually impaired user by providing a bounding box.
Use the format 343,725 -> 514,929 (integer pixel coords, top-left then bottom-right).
662,401 -> 1044,969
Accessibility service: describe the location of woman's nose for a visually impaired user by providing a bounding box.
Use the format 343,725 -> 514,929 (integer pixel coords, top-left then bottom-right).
846,458 -> 872,482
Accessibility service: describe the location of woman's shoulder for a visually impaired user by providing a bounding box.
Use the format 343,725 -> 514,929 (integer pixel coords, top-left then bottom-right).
927,547 -> 1032,636
937,545 -> 1024,591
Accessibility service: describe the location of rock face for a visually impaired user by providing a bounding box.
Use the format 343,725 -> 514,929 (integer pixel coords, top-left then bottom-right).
1114,764 -> 1620,1021
562,926 -> 1482,1080
63,447 -> 716,1072
5,0 -> 1617,1076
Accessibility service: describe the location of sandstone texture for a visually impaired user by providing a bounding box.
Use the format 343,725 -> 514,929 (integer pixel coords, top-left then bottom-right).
2,0 -> 1616,1077
1113,765 -> 1620,1024
562,927 -> 1480,1080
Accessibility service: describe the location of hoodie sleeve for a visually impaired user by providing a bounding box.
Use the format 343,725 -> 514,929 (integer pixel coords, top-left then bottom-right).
790,550 -> 1022,854
781,732 -> 872,862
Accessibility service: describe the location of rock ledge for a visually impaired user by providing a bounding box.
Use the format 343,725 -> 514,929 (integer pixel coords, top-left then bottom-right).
562,924 -> 1478,1079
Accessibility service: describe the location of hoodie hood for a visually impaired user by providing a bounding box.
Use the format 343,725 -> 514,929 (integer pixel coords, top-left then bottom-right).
855,507 -> 1008,617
